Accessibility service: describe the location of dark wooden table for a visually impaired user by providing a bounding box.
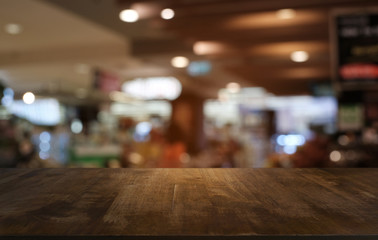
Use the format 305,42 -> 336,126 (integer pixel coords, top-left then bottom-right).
0,168 -> 377,239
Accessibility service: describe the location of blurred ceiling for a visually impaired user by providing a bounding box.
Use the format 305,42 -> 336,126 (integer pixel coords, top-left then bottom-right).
1,0 -> 377,101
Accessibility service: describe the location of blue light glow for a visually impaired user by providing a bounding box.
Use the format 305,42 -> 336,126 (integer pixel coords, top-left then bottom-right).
277,135 -> 286,146
3,88 -> 14,97
187,61 -> 212,76
1,95 -> 13,107
39,131 -> 51,143
8,99 -> 61,126
39,142 -> 50,152
136,122 -> 152,136
285,134 -> 305,146
39,152 -> 49,160
276,134 -> 305,147
283,145 -> 297,154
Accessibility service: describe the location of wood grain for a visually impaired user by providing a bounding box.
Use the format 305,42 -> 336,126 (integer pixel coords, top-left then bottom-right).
0,168 -> 377,239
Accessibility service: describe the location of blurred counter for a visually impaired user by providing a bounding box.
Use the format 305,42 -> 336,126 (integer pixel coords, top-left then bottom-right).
0,168 -> 377,239
70,144 -> 121,167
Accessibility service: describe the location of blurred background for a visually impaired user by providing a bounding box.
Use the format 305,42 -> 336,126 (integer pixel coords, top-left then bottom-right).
1,0 -> 377,168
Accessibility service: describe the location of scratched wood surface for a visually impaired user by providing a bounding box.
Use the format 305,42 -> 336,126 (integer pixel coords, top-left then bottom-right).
0,168 -> 377,238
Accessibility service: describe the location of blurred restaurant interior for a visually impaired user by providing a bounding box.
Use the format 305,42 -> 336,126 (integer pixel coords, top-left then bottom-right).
1,0 -> 378,168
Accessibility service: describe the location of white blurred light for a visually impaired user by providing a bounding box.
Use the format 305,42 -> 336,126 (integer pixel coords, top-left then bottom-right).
276,9 -> 296,19
39,142 -> 50,152
161,8 -> 175,20
122,77 -> 182,100
285,134 -> 305,146
39,152 -> 49,160
291,51 -> 309,62
8,98 -> 61,126
277,134 -> 305,146
330,150 -> 342,162
136,121 -> 152,136
171,56 -> 189,68
4,23 -> 23,35
119,9 -> 139,22
71,119 -> 83,134
283,145 -> 297,154
39,131 -> 51,143
23,92 -> 35,104
277,135 -> 286,146
226,82 -> 241,94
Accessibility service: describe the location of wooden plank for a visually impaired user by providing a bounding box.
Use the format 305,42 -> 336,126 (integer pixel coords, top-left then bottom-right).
0,169 -> 377,239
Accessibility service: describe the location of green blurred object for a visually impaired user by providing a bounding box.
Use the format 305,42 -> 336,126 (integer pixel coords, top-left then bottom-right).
69,146 -> 120,168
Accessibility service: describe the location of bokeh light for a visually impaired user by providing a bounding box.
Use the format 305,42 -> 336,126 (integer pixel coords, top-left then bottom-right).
23,92 -> 35,105
291,51 -> 309,62
161,8 -> 175,20
119,9 -> 139,22
171,56 -> 189,68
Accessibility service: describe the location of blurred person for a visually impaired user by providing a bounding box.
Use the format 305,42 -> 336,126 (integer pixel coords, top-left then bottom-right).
218,123 -> 241,167
0,118 -> 19,167
17,131 -> 36,167
144,127 -> 164,167
117,118 -> 134,167
291,134 -> 330,168
158,122 -> 187,168
51,125 -> 71,165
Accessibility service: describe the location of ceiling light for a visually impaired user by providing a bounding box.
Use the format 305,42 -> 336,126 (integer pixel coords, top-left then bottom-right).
119,9 -> 139,22
276,9 -> 296,19
23,92 -> 35,104
290,51 -> 309,62
193,41 -> 225,55
226,82 -> 241,93
171,56 -> 189,68
4,23 -> 22,35
122,77 -> 182,100
161,8 -> 175,20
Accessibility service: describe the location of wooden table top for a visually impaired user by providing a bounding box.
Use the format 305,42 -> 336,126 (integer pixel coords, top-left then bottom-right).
0,168 -> 377,239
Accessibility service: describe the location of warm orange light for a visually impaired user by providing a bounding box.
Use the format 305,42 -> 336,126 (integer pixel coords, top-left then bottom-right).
248,41 -> 327,57
291,51 -> 309,62
276,9 -> 296,19
171,56 -> 189,68
193,41 -> 225,55
224,10 -> 325,29
282,67 -> 328,79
